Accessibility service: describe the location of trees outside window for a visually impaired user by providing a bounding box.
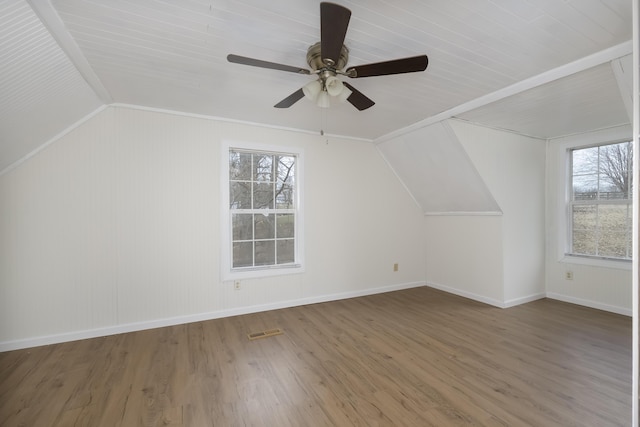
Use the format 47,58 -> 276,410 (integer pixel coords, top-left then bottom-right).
569,141 -> 633,260
222,144 -> 303,280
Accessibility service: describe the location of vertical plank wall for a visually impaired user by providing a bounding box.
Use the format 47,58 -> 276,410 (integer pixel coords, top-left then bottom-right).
0,106 -> 426,349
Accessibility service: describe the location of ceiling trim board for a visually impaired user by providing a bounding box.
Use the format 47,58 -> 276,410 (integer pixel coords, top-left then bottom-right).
450,117 -> 548,141
0,98 -> 374,178
109,103 -> 374,143
548,123 -> 632,144
0,104 -> 108,177
374,40 -> 633,145
26,0 -> 113,103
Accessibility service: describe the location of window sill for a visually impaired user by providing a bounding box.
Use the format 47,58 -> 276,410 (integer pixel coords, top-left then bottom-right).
222,263 -> 304,281
560,254 -> 632,270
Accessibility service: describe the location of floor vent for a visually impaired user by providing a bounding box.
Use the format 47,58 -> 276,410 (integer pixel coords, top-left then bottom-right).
247,328 -> 283,340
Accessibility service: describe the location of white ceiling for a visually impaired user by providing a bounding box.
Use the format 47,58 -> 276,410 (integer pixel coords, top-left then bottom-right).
0,0 -> 634,172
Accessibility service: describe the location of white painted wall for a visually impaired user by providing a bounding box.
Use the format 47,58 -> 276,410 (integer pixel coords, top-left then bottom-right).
545,126 -> 632,315
425,215 -> 505,305
419,121 -> 547,306
0,106 -> 426,350
450,120 -> 547,306
2,104 -> 630,351
379,119 -> 545,307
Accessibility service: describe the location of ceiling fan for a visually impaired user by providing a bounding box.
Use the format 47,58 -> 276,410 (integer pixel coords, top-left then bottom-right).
227,2 -> 428,111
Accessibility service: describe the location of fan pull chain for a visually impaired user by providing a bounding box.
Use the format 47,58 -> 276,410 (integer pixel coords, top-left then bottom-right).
321,107 -> 329,144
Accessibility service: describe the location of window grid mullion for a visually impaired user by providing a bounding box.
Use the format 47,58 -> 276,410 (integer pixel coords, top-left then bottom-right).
229,147 -> 299,272
274,199 -> 279,264
251,153 -> 256,267
567,141 -> 633,261
594,204 -> 600,257
595,144 -> 601,257
627,204 -> 632,259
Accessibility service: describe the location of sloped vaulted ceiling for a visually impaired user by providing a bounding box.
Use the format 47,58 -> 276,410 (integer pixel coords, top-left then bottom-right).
0,0 -> 103,173
455,59 -> 631,139
377,121 -> 501,215
0,0 -> 633,175
375,54 -> 632,215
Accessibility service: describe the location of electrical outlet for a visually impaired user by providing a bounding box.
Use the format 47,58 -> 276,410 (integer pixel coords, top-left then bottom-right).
393,263 -> 399,272
565,271 -> 573,280
234,281 -> 241,290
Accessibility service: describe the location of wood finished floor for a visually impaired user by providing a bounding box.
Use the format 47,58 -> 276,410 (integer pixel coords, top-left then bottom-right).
0,287 -> 632,426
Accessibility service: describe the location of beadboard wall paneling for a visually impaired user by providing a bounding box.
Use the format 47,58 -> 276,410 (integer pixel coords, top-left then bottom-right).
0,106 -> 426,347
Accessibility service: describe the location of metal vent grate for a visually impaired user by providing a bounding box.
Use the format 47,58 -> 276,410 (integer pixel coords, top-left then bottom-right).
247,328 -> 283,340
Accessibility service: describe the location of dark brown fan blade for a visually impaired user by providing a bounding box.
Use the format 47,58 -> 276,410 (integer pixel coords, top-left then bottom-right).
343,82 -> 374,111
346,55 -> 428,78
227,54 -> 310,75
274,89 -> 305,108
320,2 -> 351,66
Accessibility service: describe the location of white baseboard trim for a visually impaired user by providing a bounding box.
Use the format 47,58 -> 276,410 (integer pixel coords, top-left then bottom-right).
425,281 -> 504,308
545,292 -> 632,316
503,293 -> 546,308
0,281 -> 426,352
426,282 -> 545,309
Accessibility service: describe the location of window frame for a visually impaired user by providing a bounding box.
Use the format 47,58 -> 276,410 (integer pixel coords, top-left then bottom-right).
556,128 -> 632,270
220,140 -> 304,281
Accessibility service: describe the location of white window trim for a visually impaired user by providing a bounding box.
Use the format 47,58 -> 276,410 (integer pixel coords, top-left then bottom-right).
220,140 -> 305,281
554,126 -> 632,271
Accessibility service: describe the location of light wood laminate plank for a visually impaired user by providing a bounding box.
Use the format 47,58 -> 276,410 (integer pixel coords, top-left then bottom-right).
0,287 -> 631,426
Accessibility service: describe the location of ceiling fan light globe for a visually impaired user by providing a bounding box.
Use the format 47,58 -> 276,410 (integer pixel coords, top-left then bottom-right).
303,80 -> 322,100
316,91 -> 330,108
325,76 -> 344,97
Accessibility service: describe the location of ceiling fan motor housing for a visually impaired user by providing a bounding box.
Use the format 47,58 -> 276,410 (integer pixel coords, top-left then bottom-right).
306,42 -> 349,73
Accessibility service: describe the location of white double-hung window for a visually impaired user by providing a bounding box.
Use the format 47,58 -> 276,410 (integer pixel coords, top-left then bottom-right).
567,140 -> 633,261
221,142 -> 304,280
